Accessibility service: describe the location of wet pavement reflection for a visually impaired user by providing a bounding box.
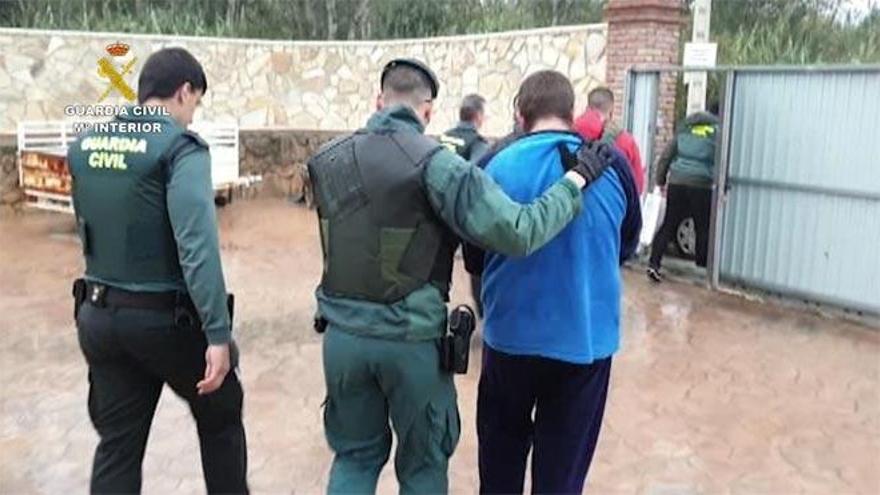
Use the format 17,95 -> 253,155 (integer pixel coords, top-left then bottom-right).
1,199 -> 877,494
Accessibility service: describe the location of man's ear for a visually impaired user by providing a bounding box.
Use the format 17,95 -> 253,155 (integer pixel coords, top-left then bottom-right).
514,109 -> 524,129
175,82 -> 191,104
423,103 -> 433,125
375,93 -> 384,111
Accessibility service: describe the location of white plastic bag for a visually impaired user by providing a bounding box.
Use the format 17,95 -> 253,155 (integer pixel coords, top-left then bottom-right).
639,187 -> 666,248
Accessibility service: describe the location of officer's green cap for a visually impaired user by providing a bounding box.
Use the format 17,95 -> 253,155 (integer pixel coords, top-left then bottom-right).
380,58 -> 439,100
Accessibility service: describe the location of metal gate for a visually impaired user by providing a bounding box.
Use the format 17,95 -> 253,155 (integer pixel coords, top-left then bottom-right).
623,71 -> 658,189
626,66 -> 880,315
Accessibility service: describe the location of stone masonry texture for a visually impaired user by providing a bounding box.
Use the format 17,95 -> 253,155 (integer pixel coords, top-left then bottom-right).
0,24 -> 610,207
0,25 -> 607,137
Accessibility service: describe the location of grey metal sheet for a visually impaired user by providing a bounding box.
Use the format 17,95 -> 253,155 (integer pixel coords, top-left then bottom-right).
720,70 -> 880,313
625,71 -> 658,190
631,64 -> 880,74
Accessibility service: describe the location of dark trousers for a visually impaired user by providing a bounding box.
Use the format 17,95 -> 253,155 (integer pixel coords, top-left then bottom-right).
649,183 -> 712,269
470,274 -> 483,317
76,302 -> 248,494
477,345 -> 611,495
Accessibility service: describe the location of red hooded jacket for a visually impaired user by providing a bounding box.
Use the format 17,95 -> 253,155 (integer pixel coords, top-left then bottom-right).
573,109 -> 645,194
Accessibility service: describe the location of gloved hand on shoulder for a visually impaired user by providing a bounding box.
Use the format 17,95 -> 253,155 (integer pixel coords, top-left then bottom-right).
558,140 -> 614,188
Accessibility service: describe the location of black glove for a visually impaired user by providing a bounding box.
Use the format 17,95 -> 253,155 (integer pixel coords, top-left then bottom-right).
558,141 -> 613,186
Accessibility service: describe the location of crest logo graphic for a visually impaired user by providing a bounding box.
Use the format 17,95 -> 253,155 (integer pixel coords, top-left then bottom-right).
97,42 -> 137,102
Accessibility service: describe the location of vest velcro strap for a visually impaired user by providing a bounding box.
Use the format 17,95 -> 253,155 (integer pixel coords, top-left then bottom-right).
398,221 -> 442,283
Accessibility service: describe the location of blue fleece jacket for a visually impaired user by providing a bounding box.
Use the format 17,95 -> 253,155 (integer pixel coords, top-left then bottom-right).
481,131 -> 633,364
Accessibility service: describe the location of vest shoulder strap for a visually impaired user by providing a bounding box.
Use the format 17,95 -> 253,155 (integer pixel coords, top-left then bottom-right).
159,129 -> 208,181
387,130 -> 444,167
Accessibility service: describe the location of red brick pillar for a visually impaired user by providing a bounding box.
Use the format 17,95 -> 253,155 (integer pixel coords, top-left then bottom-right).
605,0 -> 684,161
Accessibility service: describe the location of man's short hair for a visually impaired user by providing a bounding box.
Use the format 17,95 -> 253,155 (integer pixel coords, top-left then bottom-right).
381,65 -> 433,107
587,86 -> 614,112
459,94 -> 486,122
137,47 -> 208,104
516,70 -> 574,131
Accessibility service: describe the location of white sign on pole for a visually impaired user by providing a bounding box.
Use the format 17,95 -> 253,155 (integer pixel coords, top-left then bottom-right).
683,42 -> 718,68
683,43 -> 716,114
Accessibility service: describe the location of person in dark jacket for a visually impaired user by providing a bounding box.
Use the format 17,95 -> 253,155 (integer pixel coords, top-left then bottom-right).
442,94 -> 491,314
474,71 -> 641,494
440,93 -> 490,163
648,106 -> 720,282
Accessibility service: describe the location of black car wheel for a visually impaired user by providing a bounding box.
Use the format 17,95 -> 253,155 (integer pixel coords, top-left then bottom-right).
675,217 -> 696,259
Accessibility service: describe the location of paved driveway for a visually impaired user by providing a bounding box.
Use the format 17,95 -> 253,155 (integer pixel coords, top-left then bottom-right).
1,199 -> 877,494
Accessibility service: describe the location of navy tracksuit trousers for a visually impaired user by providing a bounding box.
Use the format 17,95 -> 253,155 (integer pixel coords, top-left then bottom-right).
477,344 -> 611,495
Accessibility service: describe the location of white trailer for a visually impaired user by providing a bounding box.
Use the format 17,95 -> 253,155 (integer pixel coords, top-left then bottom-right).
16,120 -> 258,213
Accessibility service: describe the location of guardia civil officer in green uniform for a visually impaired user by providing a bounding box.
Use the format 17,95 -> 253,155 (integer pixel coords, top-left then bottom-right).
309,59 -> 612,494
648,104 -> 721,281
441,94 -> 490,315
439,93 -> 489,163
68,48 -> 247,494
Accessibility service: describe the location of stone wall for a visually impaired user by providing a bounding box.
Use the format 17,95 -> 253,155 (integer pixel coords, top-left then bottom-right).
0,143 -> 21,211
0,25 -> 607,137
239,129 -> 340,202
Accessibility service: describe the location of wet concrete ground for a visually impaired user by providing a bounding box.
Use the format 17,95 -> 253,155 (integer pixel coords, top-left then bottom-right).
1,198 -> 878,494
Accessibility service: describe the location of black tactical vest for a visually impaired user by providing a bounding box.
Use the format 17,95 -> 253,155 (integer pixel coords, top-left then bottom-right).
68,120 -> 205,284
439,124 -> 484,161
308,129 -> 458,303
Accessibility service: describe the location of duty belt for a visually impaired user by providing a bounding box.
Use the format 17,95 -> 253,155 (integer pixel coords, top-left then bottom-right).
83,280 -> 192,311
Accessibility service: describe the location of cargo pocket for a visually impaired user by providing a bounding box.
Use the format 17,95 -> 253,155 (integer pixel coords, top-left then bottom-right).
398,222 -> 442,282
322,394 -> 345,454
426,399 -> 461,462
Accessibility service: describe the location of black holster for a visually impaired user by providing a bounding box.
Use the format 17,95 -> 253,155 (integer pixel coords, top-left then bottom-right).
441,305 -> 476,374
314,314 -> 328,334
174,293 -> 235,334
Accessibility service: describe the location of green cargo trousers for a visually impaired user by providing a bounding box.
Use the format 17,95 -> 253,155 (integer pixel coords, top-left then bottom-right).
322,326 -> 460,494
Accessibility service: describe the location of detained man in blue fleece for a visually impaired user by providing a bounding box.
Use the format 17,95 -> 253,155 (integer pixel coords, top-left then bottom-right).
474,71 -> 641,495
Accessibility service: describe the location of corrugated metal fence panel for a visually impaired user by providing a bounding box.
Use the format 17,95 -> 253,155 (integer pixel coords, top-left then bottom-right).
628,72 -> 658,187
720,70 -> 880,313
